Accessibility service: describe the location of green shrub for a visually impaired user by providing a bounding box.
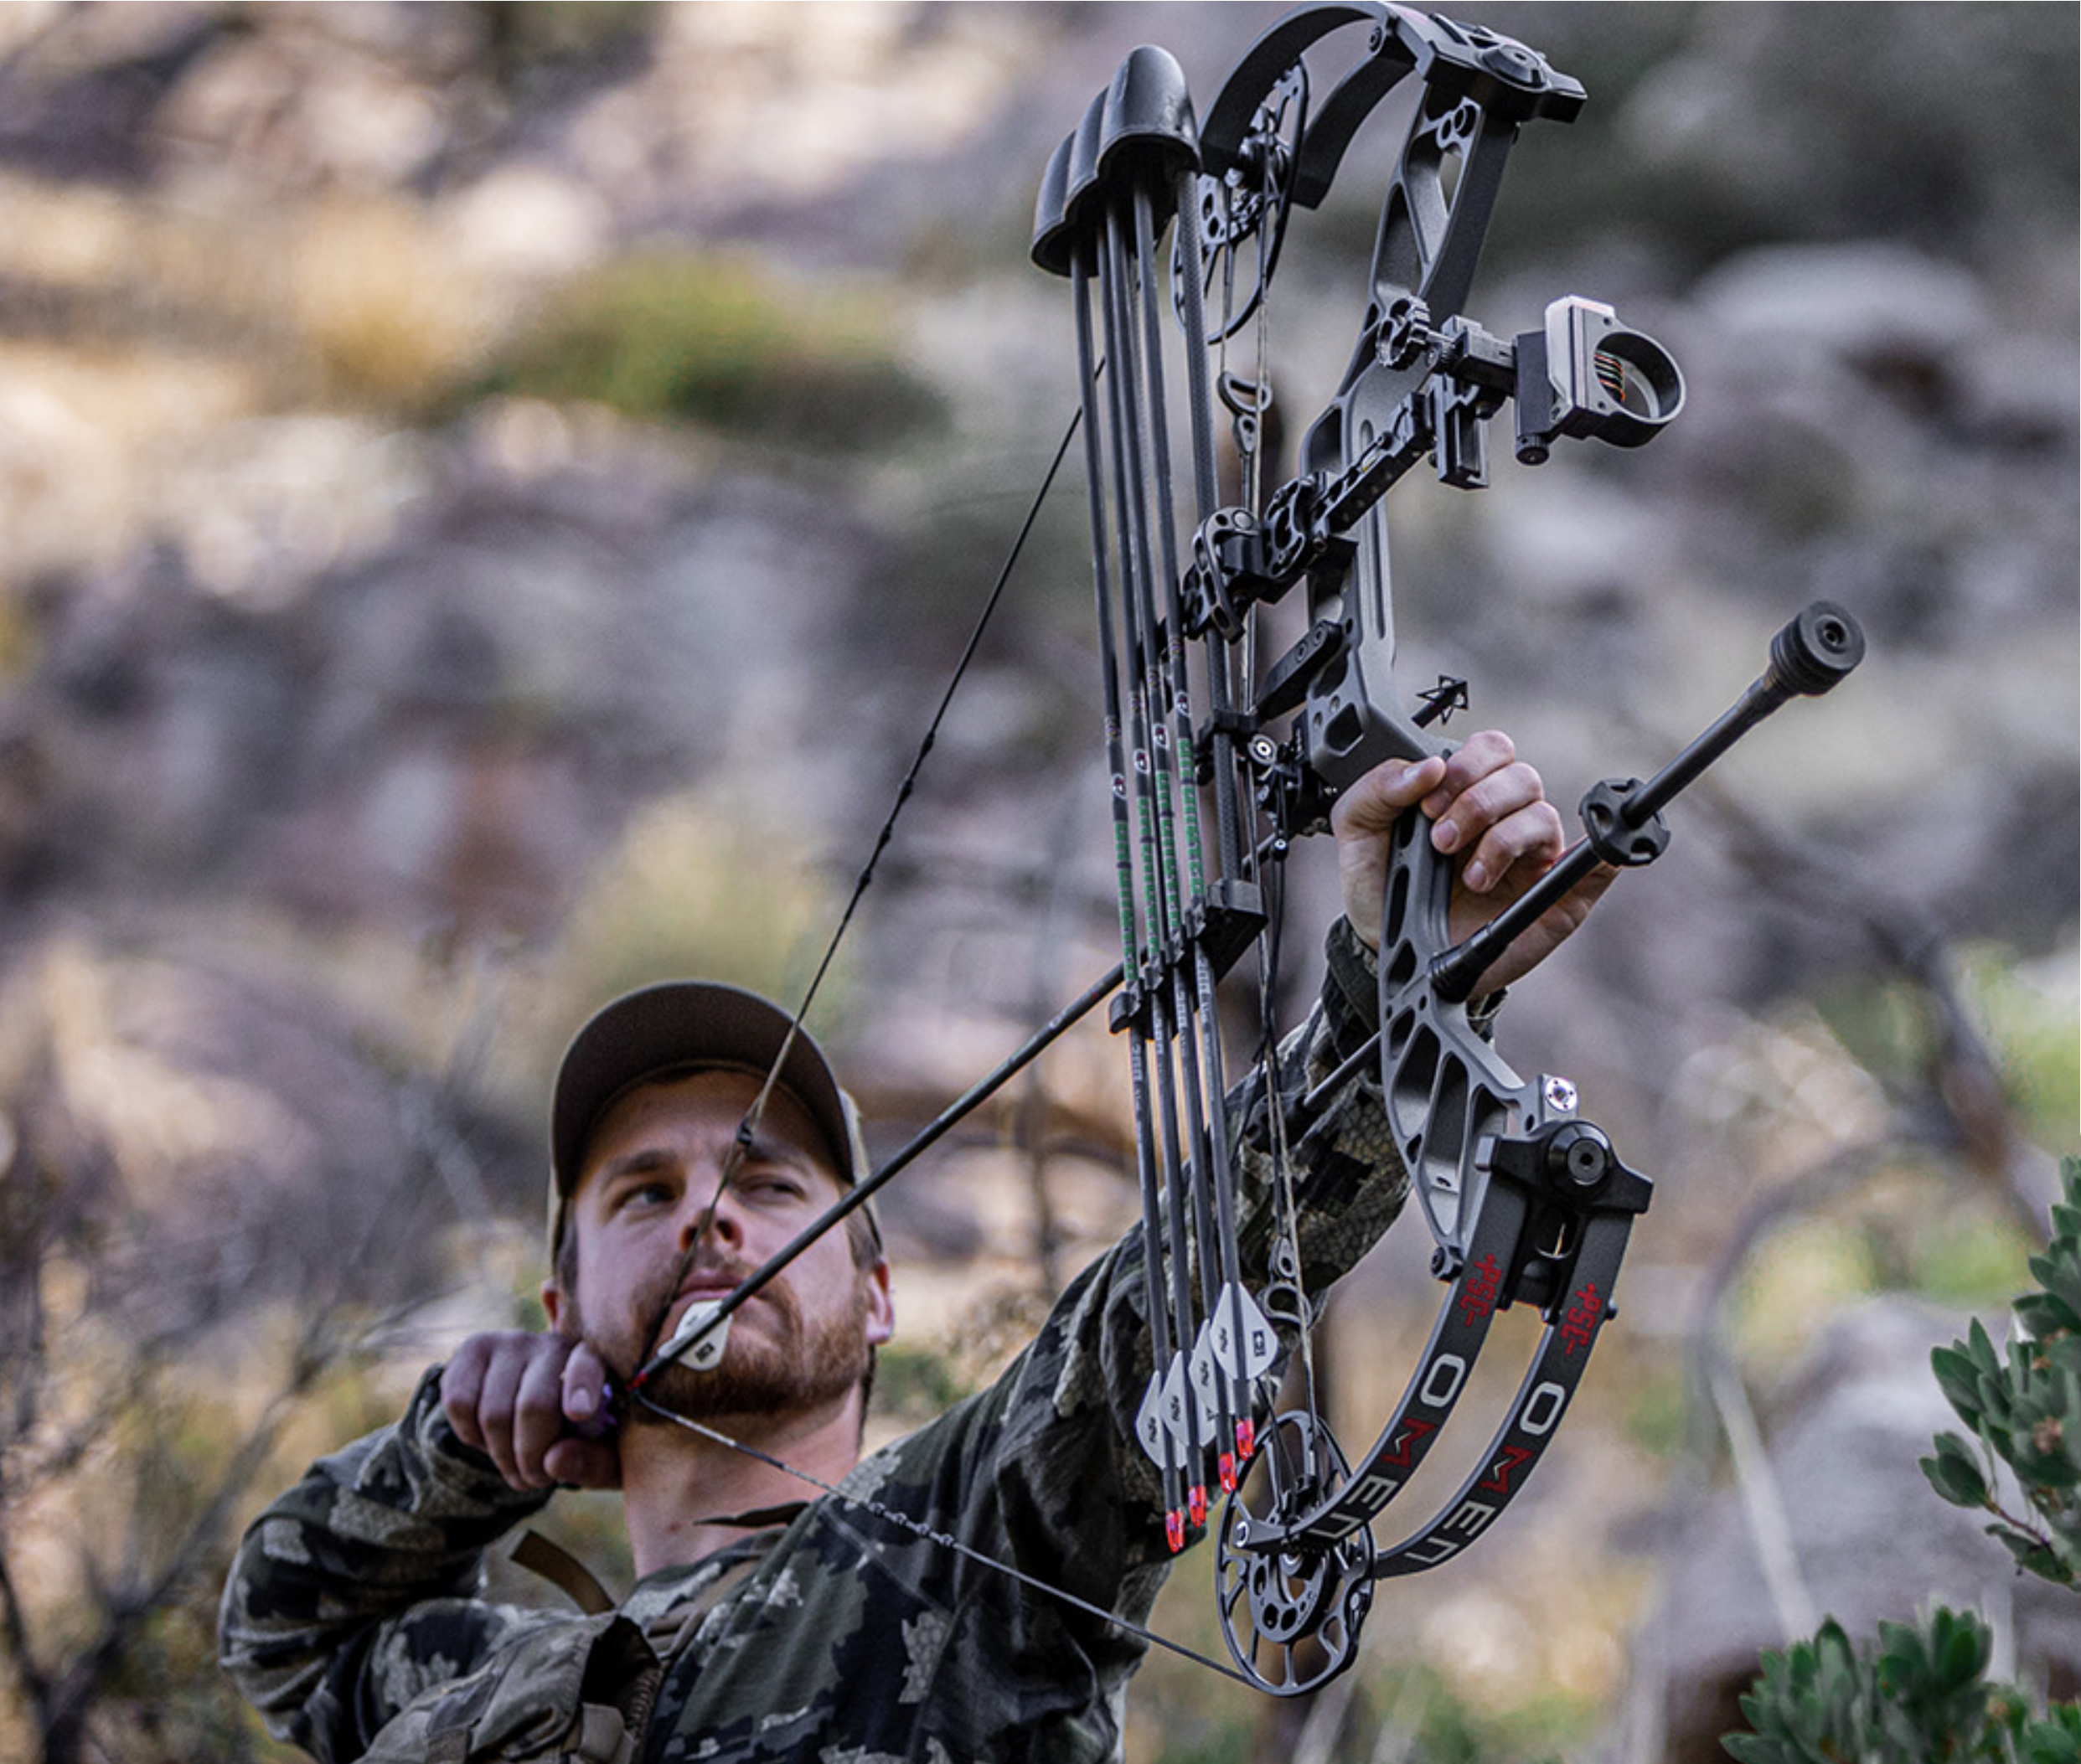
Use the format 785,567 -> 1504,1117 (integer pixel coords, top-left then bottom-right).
480,253 -> 942,449
1725,1160 -> 2081,1760
1923,1161 -> 2081,1585
1726,1606 -> 2081,1764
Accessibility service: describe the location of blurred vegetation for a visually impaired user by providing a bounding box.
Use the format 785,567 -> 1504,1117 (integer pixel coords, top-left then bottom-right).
477,0 -> 654,90
873,1339 -> 979,1432
1822,948 -> 2081,1158
288,196 -> 510,414
476,251 -> 944,449
540,790 -> 860,1052
1474,1 -> 2080,280
1727,1607 -> 2081,1764
1924,1161 -> 2081,1587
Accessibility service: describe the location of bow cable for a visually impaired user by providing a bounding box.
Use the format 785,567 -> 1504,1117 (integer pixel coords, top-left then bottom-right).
1202,100 -> 1328,1447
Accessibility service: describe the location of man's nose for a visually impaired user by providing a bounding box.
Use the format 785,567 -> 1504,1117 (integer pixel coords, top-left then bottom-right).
677,1178 -> 741,1254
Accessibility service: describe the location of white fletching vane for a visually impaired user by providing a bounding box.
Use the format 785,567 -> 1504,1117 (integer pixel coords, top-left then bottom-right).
1135,1370 -> 1182,1469
1211,1282 -> 1278,1378
657,1300 -> 731,1372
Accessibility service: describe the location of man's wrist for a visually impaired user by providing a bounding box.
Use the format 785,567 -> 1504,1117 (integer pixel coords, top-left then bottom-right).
1326,914 -> 1506,1046
1325,915 -> 1381,1045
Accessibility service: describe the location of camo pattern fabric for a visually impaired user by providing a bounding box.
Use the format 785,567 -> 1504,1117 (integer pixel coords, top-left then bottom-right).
220,921 -> 1432,1764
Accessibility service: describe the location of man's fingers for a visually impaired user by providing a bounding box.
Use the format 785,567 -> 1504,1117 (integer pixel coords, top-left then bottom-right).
511,1348 -> 572,1488
550,1344 -> 622,1488
473,1348 -> 529,1488
1329,729 -> 1616,988
1417,729 -> 1518,817
1329,753 -> 1447,838
1332,731 -> 1527,841
1426,760 -> 1553,869
560,1341 -> 612,1432
440,1338 -> 493,1452
1454,787 -> 1566,895
439,1332 -> 592,1493
542,1436 -> 622,1491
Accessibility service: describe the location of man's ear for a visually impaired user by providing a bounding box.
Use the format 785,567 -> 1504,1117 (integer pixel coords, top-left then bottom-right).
541,1278 -> 571,1336
863,1258 -> 895,1348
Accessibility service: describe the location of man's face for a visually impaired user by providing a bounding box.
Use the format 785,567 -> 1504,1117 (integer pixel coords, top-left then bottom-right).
548,1069 -> 892,1426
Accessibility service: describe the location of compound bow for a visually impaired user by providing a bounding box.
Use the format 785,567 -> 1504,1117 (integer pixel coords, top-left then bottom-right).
1027,3 -> 1865,1694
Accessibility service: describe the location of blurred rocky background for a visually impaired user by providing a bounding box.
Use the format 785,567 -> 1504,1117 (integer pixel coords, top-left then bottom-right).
0,4 -> 2071,1761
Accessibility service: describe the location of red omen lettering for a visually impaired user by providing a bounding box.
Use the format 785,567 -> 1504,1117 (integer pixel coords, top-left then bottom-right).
1478,1443 -> 1533,1496
1376,1416 -> 1437,1469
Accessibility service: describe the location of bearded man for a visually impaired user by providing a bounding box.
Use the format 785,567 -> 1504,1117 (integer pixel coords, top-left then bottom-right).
220,736 -> 1609,1763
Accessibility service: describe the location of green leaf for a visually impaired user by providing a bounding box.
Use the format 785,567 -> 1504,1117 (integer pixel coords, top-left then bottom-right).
1968,1318 -> 2003,1369
1923,1434 -> 1991,1509
1731,1158 -> 2081,1762
2021,1293 -> 2081,1344
2023,1706 -> 2081,1764
1934,1607 -> 1991,1689
1937,1344 -> 1991,1420
1992,1523 -> 2073,1586
2028,1257 -> 2081,1340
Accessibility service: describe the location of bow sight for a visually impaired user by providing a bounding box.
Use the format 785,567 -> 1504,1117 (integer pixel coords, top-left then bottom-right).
1032,2 -> 1866,1694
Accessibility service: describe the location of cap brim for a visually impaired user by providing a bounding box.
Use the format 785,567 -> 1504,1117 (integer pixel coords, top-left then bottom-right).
551,983 -> 858,1198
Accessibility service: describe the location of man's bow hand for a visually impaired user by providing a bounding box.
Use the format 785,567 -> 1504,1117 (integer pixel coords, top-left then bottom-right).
1330,730 -> 1613,994
441,1331 -> 622,1493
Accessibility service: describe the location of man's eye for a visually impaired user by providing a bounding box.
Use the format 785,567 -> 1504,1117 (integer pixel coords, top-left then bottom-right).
742,1171 -> 808,1200
614,1181 -> 673,1212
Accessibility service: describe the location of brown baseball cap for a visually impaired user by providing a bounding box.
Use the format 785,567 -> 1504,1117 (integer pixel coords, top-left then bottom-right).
548,982 -> 873,1262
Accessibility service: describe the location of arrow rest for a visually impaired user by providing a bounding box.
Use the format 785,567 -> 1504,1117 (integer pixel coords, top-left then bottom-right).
1030,3 -> 1864,1695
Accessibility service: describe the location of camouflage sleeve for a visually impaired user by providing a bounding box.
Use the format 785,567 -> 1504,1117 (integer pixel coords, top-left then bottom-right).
1230,910 -> 1413,1290
217,1366 -> 558,1764
922,917 -> 1427,1647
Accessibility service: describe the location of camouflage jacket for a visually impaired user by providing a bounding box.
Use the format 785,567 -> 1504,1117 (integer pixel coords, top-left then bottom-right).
220,921 -> 1421,1764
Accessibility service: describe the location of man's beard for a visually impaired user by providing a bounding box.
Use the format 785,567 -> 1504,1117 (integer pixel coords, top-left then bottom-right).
586,1261 -> 874,1424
